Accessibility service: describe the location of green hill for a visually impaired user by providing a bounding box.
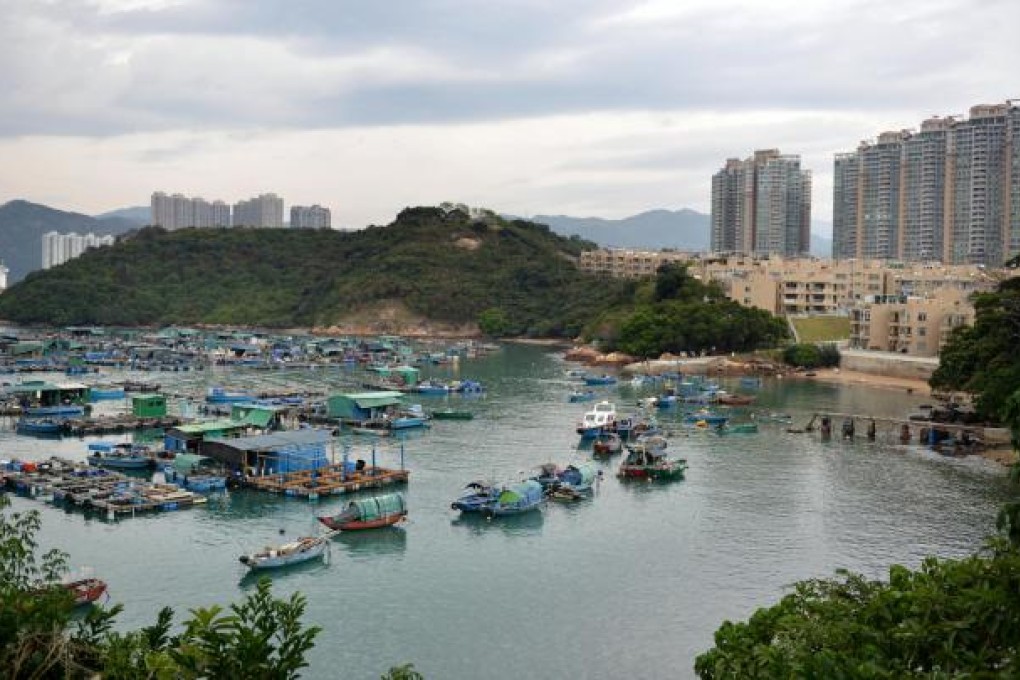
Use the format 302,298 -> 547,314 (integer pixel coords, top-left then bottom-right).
0,206 -> 630,336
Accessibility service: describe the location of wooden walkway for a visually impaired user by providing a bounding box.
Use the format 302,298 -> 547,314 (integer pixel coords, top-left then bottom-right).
244,463 -> 409,499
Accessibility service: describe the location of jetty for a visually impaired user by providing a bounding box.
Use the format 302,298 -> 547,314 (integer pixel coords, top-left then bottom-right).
244,464 -> 409,499
796,411 -> 1010,450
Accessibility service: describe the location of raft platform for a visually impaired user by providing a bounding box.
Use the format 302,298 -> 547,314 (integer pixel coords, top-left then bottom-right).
1,457 -> 207,519
61,415 -> 186,436
244,464 -> 409,499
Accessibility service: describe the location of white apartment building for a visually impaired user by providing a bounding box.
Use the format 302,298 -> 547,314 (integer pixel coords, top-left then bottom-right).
233,193 -> 285,228
151,191 -> 231,229
41,232 -> 115,269
290,205 -> 332,229
0,262 -> 8,291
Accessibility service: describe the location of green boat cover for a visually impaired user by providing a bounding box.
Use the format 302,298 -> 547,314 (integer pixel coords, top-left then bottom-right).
570,463 -> 598,487
498,480 -> 543,504
350,493 -> 406,521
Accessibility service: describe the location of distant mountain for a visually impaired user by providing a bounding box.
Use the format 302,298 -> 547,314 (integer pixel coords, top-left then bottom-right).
95,206 -> 150,226
0,200 -> 139,283
526,209 -> 710,250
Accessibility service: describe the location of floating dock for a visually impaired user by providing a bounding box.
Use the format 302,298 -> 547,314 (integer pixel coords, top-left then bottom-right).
1,457 -> 208,519
61,415 -> 186,436
244,464 -> 409,499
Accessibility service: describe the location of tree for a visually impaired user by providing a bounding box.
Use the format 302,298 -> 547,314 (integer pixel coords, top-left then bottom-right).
0,494 -> 323,678
477,307 -> 511,337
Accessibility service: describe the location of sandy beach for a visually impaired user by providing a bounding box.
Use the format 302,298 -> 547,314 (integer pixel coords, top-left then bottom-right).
793,367 -> 931,396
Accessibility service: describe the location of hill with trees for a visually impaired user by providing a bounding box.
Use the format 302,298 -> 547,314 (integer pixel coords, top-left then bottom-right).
0,206 -> 633,335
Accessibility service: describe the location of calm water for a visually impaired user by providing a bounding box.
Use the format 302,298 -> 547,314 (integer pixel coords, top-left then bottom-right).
2,344 -> 1013,679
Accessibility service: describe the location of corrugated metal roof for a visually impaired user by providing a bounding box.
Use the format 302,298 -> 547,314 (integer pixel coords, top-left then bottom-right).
214,429 -> 333,453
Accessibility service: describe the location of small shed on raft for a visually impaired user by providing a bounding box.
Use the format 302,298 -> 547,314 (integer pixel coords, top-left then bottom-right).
326,391 -> 404,421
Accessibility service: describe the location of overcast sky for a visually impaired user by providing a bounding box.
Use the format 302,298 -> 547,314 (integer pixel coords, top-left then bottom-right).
1,0 -> 1016,232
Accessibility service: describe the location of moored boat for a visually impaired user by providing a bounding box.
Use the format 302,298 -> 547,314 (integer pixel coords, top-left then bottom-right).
618,440 -> 687,481
592,432 -> 623,456
238,535 -> 331,570
16,418 -> 64,436
484,480 -> 545,517
576,401 -> 617,439
716,393 -> 755,406
451,481 -> 498,513
63,577 -> 108,606
430,409 -> 473,420
568,390 -> 596,403
205,387 -> 254,404
89,384 -> 126,401
86,442 -> 153,470
583,374 -> 618,386
318,492 -> 407,531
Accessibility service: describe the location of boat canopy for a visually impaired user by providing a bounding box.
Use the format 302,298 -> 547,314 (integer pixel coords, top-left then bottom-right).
498,480 -> 544,505
171,454 -> 215,472
567,463 -> 598,488
327,391 -> 404,420
348,493 -> 406,521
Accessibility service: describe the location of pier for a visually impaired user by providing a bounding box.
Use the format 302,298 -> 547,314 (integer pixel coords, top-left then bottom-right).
798,412 -> 1010,450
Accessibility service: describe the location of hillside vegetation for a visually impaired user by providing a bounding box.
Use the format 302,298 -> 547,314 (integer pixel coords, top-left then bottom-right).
0,207 -> 631,335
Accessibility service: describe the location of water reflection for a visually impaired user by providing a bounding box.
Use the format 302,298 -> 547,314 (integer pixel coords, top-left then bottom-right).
450,510 -> 545,536
335,528 -> 407,557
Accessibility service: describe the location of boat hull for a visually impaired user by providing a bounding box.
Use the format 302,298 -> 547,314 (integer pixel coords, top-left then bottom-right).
617,461 -> 687,480
239,539 -> 328,569
87,456 -> 152,470
317,513 -> 406,531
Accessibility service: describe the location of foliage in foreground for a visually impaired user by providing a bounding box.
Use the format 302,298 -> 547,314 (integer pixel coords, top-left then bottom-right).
589,263 -> 789,357
0,492 -> 413,678
696,386 -> 1020,679
695,541 -> 1020,678
930,276 -> 1020,421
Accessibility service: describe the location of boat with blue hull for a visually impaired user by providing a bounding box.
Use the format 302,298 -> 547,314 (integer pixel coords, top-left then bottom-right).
16,418 -> 64,436
86,442 -> 153,470
583,374 -> 618,386
484,480 -> 544,517
205,387 -> 254,404
451,481 -> 499,513
89,385 -> 126,401
568,390 -> 596,403
576,401 -> 618,439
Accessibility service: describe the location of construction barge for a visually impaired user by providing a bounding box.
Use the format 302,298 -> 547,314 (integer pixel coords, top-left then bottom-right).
244,464 -> 409,499
1,458 -> 207,519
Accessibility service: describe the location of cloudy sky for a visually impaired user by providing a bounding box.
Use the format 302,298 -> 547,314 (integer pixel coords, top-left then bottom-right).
1,0 -> 1017,231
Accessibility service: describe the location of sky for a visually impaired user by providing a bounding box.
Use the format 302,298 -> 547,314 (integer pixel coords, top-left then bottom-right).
1,0 -> 1017,232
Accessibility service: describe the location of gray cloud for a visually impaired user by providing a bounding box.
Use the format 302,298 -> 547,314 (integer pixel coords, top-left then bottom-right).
1,0 -> 1016,137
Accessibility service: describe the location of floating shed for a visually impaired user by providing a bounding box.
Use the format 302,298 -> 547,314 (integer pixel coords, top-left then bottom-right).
132,394 -> 167,418
327,391 -> 404,421
201,428 -> 333,474
164,419 -> 250,454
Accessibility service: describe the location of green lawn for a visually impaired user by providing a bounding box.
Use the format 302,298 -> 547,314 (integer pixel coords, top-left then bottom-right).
790,316 -> 851,343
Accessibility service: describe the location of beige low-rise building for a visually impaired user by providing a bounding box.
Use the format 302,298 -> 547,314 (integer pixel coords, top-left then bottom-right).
578,250 -> 1002,319
848,289 -> 975,357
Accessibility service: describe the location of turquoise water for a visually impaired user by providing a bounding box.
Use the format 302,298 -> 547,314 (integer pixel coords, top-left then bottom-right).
2,344 -> 1013,679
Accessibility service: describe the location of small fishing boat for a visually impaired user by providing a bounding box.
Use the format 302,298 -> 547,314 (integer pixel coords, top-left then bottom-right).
484,480 -> 545,518
682,410 -> 729,426
617,441 -> 687,481
318,493 -> 407,531
452,379 -> 485,393
414,380 -> 450,395
205,387 -> 254,404
86,442 -> 153,470
16,418 -> 64,436
451,481 -> 499,513
89,384 -> 126,401
63,578 -> 108,606
583,374 -> 618,386
576,401 -> 617,439
238,535 -> 331,570
430,409 -> 473,420
592,432 -> 623,456
568,390 -> 597,403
